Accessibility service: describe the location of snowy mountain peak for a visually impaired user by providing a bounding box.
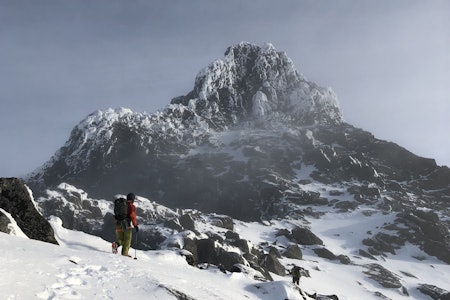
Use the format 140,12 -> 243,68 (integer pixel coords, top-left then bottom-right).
172,42 -> 343,128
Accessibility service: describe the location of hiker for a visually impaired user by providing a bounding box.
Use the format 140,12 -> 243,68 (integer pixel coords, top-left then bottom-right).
112,193 -> 139,257
291,265 -> 301,285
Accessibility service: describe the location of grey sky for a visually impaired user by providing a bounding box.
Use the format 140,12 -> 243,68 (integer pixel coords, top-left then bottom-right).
1,0 -> 449,177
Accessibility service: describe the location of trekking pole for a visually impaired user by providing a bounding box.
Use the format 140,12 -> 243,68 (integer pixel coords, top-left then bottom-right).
134,228 -> 138,260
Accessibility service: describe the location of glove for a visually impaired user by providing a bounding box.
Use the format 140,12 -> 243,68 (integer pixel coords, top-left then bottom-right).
135,225 -> 139,232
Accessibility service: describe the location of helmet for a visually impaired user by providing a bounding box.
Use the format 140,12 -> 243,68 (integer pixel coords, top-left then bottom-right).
126,193 -> 136,201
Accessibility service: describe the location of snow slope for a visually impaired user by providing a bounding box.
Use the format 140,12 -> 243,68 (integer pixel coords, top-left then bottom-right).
235,212 -> 450,300
2,209 -> 449,299
0,217 -> 304,300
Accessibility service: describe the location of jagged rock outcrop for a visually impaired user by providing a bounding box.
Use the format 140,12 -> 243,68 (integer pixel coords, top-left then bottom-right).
396,210 -> 450,263
0,178 -> 58,244
171,42 -> 342,128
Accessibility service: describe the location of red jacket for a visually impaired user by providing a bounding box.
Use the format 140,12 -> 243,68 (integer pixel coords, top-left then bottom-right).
127,201 -> 138,227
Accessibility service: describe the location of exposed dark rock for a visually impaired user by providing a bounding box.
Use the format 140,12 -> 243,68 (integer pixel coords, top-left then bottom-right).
161,284 -> 196,300
196,239 -> 220,265
291,226 -> 323,245
101,212 -> 116,242
368,247 -> 383,257
417,284 -> 449,300
259,254 -> 285,276
442,293 -> 450,300
397,210 -> 450,263
284,244 -> 303,260
138,226 -> 167,250
204,231 -> 224,243
363,263 -> 402,289
362,232 -> 404,255
183,237 -> 198,264
386,181 -> 404,192
225,230 -> 240,241
164,219 -> 183,231
0,210 -> 11,233
358,249 -> 377,260
334,200 -> 359,212
329,190 -> 344,197
268,246 -> 282,258
288,190 -> 328,206
217,251 -> 245,271
230,238 -> 250,254
361,185 -> 381,199
36,184 -> 107,236
275,228 -> 291,238
208,215 -> 234,230
0,178 -> 57,244
179,214 -> 196,231
423,241 -> 450,265
313,247 -> 337,260
372,291 -> 389,299
337,255 -> 351,265
419,166 -> 450,190
397,271 -> 416,279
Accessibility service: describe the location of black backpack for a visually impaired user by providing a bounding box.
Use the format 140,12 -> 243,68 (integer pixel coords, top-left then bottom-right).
114,198 -> 128,221
292,266 -> 301,277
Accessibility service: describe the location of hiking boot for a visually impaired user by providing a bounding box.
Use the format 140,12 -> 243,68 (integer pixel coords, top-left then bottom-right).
112,242 -> 119,254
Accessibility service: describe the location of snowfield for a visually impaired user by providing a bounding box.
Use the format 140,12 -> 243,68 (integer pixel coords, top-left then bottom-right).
1,210 -> 449,299
1,217 -> 303,300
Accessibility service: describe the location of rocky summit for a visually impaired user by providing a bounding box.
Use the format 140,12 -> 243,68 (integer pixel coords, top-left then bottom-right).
22,42 -> 450,299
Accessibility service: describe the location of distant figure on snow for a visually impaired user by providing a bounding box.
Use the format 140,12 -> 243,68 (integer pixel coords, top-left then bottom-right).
112,193 -> 139,257
291,265 -> 302,285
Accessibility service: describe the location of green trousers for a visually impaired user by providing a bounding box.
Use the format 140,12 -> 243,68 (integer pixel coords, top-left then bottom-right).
115,222 -> 133,256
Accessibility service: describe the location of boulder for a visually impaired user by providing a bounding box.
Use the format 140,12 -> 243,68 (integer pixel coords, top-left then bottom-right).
0,210 -> 11,233
230,238 -> 250,254
313,247 -> 337,260
217,251 -> 245,271
337,254 -> 351,265
164,218 -> 183,231
269,246 -> 282,258
209,214 -> 234,230
284,244 -> 303,260
183,237 -> 198,264
225,230 -> 240,241
179,214 -> 196,231
259,254 -> 285,276
0,178 -> 58,244
275,228 -> 291,238
291,226 -> 323,245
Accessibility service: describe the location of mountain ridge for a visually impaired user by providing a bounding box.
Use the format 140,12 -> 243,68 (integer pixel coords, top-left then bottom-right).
26,42 -> 345,199
15,41 -> 450,299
